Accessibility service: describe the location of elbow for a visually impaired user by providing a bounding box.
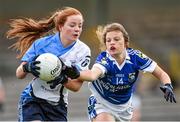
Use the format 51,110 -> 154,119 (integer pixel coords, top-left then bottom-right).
69,82 -> 82,92
16,70 -> 21,79
16,73 -> 25,79
16,62 -> 28,79
71,87 -> 80,92
16,69 -> 26,79
64,79 -> 83,92
67,85 -> 81,92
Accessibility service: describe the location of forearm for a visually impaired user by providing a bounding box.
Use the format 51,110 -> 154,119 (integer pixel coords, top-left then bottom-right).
152,65 -> 171,85
78,70 -> 98,81
159,72 -> 171,84
153,65 -> 176,103
64,78 -> 83,92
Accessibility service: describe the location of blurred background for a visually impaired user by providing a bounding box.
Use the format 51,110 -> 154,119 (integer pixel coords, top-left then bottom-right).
0,0 -> 180,121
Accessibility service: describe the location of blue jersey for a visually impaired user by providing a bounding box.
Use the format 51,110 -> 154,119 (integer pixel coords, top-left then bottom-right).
89,48 -> 156,105
22,32 -> 76,62
21,32 -> 91,103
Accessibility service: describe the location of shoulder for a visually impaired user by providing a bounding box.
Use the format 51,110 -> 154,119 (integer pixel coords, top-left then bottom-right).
34,34 -> 55,47
96,51 -> 108,63
127,48 -> 148,59
97,51 -> 107,58
127,48 -> 155,70
33,33 -> 59,50
74,40 -> 91,56
127,48 -> 140,56
76,39 -> 91,52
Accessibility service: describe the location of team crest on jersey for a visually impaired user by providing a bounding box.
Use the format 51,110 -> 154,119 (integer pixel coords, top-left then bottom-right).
128,73 -> 136,82
101,57 -> 108,65
138,52 -> 148,59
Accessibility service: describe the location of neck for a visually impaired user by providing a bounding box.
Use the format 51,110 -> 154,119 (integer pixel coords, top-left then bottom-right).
62,40 -> 73,48
112,50 -> 126,65
60,34 -> 74,48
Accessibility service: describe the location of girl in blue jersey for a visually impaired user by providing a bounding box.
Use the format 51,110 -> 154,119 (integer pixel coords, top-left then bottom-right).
74,23 -> 176,122
6,7 -> 91,121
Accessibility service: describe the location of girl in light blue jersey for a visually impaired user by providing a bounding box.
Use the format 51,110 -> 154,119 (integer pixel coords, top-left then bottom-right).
75,23 -> 176,122
6,7 -> 91,121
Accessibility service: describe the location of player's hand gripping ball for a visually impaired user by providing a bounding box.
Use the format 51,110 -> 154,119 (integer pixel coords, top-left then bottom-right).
35,53 -> 62,81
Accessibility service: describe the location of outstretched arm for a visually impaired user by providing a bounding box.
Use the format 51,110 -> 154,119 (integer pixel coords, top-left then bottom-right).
152,65 -> 171,85
152,65 -> 176,103
62,65 -> 103,92
78,65 -> 103,81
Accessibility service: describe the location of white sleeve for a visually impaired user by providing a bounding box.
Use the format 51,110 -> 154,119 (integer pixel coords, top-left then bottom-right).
142,61 -> 157,73
93,63 -> 107,77
76,46 -> 91,71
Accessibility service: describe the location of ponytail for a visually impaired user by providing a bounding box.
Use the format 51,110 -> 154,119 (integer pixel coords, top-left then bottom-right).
6,7 -> 83,59
6,14 -> 57,58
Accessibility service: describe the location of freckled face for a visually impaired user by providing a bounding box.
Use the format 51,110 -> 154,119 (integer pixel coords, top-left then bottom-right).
60,14 -> 83,42
105,31 -> 126,56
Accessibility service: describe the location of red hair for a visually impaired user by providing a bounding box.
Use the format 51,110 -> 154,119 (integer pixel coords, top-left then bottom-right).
6,7 -> 83,58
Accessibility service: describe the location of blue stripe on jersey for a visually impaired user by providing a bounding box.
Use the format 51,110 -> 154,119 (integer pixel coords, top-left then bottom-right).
21,83 -> 33,99
21,32 -> 76,62
91,48 -> 154,104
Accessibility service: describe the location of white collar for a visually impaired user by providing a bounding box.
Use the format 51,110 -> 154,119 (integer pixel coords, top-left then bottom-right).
105,49 -> 131,70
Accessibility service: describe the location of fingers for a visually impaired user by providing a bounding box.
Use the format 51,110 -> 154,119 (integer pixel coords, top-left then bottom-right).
165,91 -> 170,102
35,67 -> 40,70
32,70 -> 40,77
164,91 -> 177,103
49,79 -> 60,89
173,96 -> 177,103
50,84 -> 56,89
47,76 -> 62,89
169,93 -> 177,103
170,93 -> 173,103
32,61 -> 41,70
33,61 -> 40,65
160,84 -> 177,103
46,81 -> 52,84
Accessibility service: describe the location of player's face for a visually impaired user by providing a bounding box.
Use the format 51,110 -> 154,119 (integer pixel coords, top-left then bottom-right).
105,31 -> 126,56
60,14 -> 83,43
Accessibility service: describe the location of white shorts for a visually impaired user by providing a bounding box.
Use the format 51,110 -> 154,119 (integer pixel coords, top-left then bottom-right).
88,95 -> 133,122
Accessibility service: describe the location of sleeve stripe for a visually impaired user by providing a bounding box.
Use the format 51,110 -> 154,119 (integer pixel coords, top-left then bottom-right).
93,63 -> 106,77
142,61 -> 157,73
140,60 -> 152,70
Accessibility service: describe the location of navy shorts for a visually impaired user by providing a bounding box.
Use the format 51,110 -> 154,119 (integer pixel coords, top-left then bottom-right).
18,94 -> 67,122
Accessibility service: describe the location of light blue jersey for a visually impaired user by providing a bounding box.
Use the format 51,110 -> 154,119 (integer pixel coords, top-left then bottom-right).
89,48 -> 156,105
22,32 -> 76,62
21,32 -> 91,103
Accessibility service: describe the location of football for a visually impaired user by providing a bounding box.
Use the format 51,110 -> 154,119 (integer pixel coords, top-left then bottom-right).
35,53 -> 62,81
